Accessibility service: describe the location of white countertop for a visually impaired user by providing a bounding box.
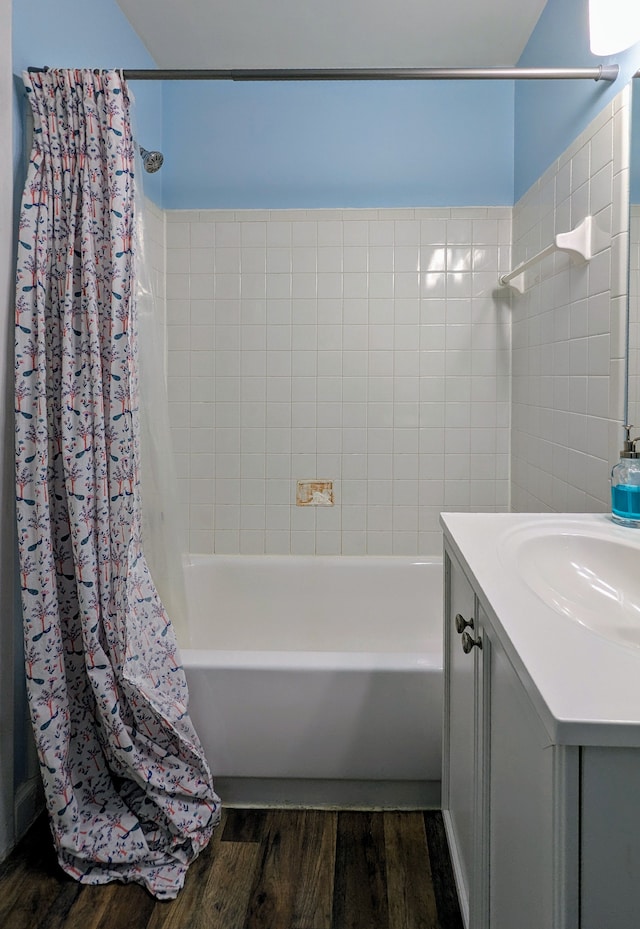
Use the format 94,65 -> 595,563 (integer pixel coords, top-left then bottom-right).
440,512 -> 640,747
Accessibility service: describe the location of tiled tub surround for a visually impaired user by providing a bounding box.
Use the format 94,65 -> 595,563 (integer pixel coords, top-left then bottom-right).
165,208 -> 512,555
511,89 -> 630,514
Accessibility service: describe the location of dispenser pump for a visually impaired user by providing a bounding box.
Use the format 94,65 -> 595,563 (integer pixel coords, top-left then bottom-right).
619,424 -> 640,459
611,425 -> 640,527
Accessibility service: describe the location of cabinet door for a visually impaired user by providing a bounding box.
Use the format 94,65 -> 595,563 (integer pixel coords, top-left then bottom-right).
482,613 -> 579,929
581,747 -> 640,929
443,549 -> 478,927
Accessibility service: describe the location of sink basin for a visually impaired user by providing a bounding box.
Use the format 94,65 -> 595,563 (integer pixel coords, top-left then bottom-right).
498,521 -> 640,650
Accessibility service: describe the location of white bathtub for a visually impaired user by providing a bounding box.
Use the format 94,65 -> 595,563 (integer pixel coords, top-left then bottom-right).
181,554 -> 443,808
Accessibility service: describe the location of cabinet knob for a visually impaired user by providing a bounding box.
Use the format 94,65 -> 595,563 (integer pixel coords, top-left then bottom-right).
461,631 -> 482,654
455,613 -> 474,634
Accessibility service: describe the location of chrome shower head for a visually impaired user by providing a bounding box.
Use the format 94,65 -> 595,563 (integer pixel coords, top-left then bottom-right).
139,145 -> 164,174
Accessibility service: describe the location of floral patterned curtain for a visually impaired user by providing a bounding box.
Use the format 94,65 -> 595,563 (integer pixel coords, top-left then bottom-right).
15,69 -> 220,899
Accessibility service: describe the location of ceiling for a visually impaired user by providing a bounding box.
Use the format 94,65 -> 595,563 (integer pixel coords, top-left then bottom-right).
115,0 -> 549,70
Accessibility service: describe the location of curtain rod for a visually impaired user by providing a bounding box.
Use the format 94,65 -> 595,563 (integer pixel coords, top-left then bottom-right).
27,65 -> 621,82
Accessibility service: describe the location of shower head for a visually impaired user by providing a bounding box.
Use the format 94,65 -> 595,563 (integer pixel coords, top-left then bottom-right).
139,145 -> 164,174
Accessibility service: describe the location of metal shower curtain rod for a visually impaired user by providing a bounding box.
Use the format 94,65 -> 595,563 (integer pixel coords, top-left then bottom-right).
27,65 -> 621,82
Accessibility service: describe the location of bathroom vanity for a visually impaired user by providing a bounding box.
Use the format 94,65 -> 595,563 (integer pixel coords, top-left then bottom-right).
441,512 -> 640,929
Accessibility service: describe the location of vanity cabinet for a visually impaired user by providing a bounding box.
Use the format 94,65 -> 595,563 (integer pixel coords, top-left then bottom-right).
443,544 -> 579,929
442,513 -> 640,929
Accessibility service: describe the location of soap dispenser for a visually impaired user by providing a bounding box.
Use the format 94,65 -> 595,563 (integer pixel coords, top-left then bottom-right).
611,426 -> 640,527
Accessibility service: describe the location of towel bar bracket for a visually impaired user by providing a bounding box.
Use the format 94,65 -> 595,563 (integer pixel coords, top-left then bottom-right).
499,215 -> 601,294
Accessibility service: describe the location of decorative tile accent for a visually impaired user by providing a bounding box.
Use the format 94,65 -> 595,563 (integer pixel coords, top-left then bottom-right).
296,480 -> 334,506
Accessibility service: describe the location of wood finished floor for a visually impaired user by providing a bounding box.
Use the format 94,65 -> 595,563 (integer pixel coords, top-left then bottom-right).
0,809 -> 463,929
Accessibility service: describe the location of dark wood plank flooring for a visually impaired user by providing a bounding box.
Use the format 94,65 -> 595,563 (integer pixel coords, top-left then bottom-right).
0,809 -> 463,929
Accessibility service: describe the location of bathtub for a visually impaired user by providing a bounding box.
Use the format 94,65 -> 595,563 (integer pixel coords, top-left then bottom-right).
181,554 -> 443,809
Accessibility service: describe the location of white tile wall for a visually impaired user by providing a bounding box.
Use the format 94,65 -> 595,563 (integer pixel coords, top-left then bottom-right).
164,207 -> 512,554
510,88 -> 630,513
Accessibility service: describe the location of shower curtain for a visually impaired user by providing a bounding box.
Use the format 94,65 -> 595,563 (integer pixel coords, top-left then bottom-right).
14,68 -> 220,899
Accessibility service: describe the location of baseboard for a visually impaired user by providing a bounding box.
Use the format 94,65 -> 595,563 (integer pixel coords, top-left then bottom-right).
215,777 -> 441,810
14,777 -> 45,842
442,809 -> 470,929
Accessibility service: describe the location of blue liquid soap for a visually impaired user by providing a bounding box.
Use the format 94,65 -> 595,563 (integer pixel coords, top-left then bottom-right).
611,484 -> 640,523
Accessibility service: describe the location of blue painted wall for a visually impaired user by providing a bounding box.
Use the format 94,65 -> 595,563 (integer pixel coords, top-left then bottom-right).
17,1 -> 640,211
162,78 -> 515,209
11,2 -> 640,217
12,0 -> 162,204
515,0 -> 640,202
160,0 -> 640,210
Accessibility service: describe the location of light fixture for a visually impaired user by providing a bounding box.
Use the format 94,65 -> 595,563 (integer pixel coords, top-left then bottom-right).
589,0 -> 640,56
